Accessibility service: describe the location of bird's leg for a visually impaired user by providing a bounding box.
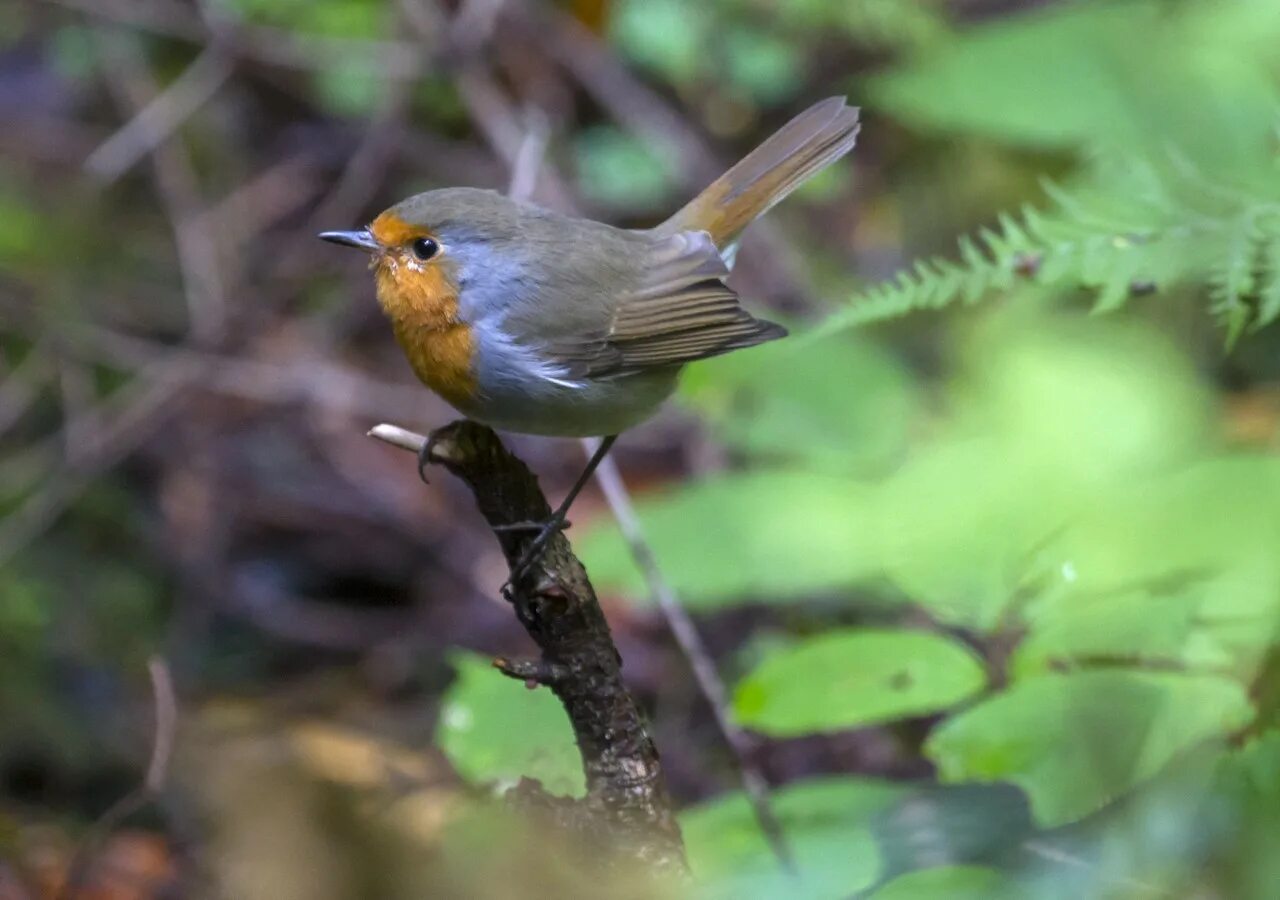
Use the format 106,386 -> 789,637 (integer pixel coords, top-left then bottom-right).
492,519 -> 572,533
505,435 -> 617,587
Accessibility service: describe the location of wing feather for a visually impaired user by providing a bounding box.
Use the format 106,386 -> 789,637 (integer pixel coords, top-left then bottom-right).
546,230 -> 785,379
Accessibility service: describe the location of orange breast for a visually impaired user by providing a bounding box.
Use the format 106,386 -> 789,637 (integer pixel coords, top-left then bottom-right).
370,213 -> 477,411
391,317 -> 477,412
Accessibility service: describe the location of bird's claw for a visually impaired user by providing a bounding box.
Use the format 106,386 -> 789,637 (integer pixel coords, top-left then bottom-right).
416,434 -> 435,484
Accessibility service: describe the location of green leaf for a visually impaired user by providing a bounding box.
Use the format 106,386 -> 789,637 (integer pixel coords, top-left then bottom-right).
1219,729 -> 1280,799
869,1 -> 1137,149
1040,457 -> 1280,596
873,865 -> 1012,900
733,629 -> 986,736
870,436 -> 1046,630
436,652 -> 583,797
578,471 -> 875,609
972,318 -> 1209,481
1009,586 -> 1232,679
681,776 -> 908,900
1019,456 -> 1280,678
925,671 -> 1254,827
1204,731 -> 1280,898
679,333 -> 917,474
870,317 -> 1211,630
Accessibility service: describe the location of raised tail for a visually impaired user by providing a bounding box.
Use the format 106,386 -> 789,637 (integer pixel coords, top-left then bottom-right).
656,97 -> 860,250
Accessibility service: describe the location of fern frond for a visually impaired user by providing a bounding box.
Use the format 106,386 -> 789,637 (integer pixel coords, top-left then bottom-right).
1257,214 -> 1280,329
1209,213 -> 1261,347
841,153 -> 1280,343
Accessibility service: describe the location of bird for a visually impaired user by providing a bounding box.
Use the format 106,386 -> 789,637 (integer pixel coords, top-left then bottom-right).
321,97 -> 860,582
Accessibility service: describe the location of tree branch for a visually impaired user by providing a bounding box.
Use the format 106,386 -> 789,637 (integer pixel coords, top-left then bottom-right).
368,420 -> 685,873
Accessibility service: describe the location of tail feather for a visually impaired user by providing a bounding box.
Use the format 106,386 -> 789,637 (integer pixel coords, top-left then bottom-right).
657,97 -> 860,249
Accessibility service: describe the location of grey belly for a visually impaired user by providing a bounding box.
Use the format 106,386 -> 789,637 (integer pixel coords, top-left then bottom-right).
465,367 -> 681,437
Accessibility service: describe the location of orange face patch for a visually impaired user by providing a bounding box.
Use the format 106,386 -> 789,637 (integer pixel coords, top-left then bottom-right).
368,210 -> 433,248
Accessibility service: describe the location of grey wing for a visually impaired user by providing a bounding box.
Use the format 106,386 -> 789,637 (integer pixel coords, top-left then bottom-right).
548,230 -> 786,380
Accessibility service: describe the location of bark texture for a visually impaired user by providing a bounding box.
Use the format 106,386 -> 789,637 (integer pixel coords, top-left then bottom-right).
422,420 -> 685,872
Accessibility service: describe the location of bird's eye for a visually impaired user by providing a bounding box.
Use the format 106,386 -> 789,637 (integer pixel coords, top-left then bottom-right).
410,237 -> 439,261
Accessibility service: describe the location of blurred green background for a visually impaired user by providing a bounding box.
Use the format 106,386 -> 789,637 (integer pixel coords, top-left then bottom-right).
3,0 -> 1280,897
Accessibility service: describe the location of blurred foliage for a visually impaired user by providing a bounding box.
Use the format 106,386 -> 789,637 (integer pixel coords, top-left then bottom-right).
847,0 -> 1280,343
5,0 -> 1280,896
926,670 -> 1251,827
679,776 -> 907,899
574,124 -> 677,211
580,469 -> 877,605
679,334 -> 918,474
577,306 -> 1280,893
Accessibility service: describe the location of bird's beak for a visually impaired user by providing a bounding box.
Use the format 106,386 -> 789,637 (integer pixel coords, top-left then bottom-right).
318,229 -> 379,252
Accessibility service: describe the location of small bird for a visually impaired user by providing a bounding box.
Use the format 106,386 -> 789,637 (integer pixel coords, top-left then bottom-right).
321,97 -> 860,579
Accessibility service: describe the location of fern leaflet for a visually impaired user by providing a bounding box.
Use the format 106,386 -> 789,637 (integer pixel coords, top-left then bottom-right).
837,154 -> 1280,345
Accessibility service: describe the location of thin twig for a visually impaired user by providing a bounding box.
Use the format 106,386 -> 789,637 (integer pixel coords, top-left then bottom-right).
142,658 -> 177,792
584,440 -> 795,871
77,326 -> 432,418
84,45 -> 234,184
368,423 -> 426,454
400,0 -> 576,210
196,152 -> 325,254
47,0 -> 427,78
56,356 -> 94,465
450,0 -> 507,49
61,657 -> 177,900
506,107 -> 550,203
0,340 -> 51,439
0,356 -> 200,569
0,31 -> 246,567
307,79 -> 416,224
1022,840 -> 1170,897
94,30 -> 228,343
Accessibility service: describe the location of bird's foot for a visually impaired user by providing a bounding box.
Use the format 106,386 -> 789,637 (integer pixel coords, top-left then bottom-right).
501,513 -> 570,592
416,432 -> 440,484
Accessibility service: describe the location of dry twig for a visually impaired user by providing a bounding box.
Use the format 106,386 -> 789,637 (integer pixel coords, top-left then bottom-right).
84,45 -> 234,184
61,657 -> 177,900
586,442 -> 794,870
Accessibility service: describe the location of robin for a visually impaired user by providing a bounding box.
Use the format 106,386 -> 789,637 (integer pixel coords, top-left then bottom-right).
321,97 -> 860,580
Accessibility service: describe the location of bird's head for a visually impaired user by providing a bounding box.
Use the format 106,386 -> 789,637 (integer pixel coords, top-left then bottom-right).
320,188 -> 526,327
